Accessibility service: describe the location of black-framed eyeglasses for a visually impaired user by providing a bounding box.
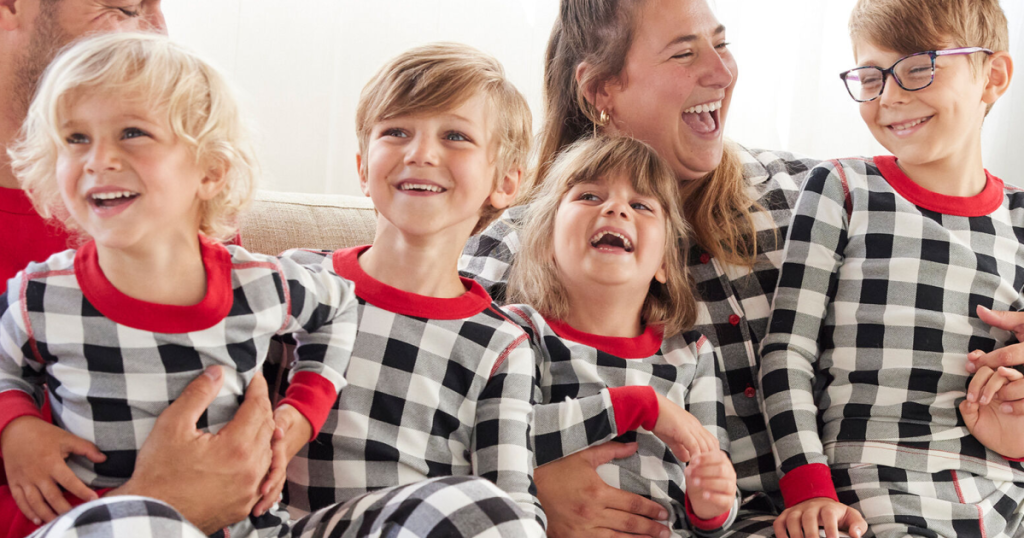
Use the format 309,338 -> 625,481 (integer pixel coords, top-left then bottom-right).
839,47 -> 993,102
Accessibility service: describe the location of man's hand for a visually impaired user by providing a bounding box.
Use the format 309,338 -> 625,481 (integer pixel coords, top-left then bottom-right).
252,404 -> 312,517
967,306 -> 1024,414
536,442 -> 672,538
1,416 -> 104,524
651,393 -> 718,463
961,365 -> 1024,458
108,366 -> 276,535
684,450 -> 736,521
774,498 -> 867,538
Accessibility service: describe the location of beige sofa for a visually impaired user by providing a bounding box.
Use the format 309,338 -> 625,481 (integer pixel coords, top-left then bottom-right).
239,190 -> 378,255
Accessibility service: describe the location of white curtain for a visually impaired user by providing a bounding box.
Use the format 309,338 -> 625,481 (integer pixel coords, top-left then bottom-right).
163,0 -> 1024,195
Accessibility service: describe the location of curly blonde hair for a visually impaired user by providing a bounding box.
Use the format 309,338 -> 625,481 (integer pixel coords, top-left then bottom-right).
8,32 -> 259,242
508,136 -> 697,337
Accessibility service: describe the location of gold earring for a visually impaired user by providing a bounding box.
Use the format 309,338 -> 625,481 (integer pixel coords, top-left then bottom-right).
593,109 -> 610,136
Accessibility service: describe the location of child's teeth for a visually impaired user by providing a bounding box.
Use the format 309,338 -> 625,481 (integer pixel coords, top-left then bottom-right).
684,101 -> 721,114
893,118 -> 927,131
91,191 -> 135,200
400,184 -> 443,192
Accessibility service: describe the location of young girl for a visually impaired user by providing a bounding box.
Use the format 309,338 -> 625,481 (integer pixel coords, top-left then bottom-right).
504,136 -> 739,536
0,33 -> 357,538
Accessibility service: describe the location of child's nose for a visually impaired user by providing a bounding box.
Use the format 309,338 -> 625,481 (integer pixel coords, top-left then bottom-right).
405,135 -> 439,166
85,140 -> 122,174
603,199 -> 630,219
878,74 -> 911,106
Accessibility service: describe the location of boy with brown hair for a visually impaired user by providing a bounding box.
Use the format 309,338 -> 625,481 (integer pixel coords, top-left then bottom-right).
760,1 -> 1022,538
281,42 -> 545,537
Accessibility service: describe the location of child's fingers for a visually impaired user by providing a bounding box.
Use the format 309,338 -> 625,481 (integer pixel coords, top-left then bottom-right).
967,367 -> 995,403
671,442 -> 692,463
980,372 -> 1008,405
65,437 -> 107,464
690,477 -> 734,497
11,485 -> 43,526
22,483 -> 57,523
52,464 -> 99,504
997,366 -> 1024,381
38,479 -> 73,517
696,491 -> 735,512
253,474 -> 285,516
960,400 -> 980,428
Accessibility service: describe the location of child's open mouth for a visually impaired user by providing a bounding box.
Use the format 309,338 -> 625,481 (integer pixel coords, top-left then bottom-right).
397,181 -> 447,195
888,116 -> 933,135
682,100 -> 722,135
589,229 -> 634,253
89,190 -> 140,209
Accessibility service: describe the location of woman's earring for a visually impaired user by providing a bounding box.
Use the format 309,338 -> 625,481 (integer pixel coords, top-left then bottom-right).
593,110 -> 610,136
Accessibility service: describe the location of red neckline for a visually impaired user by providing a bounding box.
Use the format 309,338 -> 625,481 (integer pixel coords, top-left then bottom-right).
75,236 -> 234,333
873,156 -> 1003,217
0,186 -> 38,215
332,246 -> 492,319
545,318 -> 663,359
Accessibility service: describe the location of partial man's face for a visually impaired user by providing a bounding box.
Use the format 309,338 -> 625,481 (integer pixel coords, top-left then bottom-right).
13,0 -> 166,115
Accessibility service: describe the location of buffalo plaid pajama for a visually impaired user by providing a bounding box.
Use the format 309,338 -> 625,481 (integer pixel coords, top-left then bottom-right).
460,146 -> 818,522
760,157 -> 1024,535
28,477 -> 542,538
506,304 -> 738,537
281,246 -> 544,530
0,236 -> 358,538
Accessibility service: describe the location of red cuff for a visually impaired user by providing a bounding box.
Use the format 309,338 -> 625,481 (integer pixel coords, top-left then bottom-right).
607,386 -> 659,434
685,492 -> 731,530
278,371 -> 338,440
0,391 -> 45,441
1004,456 -> 1024,462
780,463 -> 838,507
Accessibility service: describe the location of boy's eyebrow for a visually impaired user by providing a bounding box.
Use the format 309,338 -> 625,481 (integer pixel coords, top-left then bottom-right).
662,24 -> 726,51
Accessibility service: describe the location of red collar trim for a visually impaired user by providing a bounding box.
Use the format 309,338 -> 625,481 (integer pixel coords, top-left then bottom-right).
0,187 -> 38,215
332,245 -> 492,319
75,236 -> 234,333
874,155 -> 1003,217
545,318 -> 663,359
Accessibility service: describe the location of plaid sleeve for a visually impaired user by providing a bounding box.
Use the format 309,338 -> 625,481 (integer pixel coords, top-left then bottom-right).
532,387 -> 619,467
459,207 -> 525,304
759,162 -> 848,505
686,335 -> 729,452
471,336 -> 546,528
275,255 -> 358,438
0,281 -> 48,427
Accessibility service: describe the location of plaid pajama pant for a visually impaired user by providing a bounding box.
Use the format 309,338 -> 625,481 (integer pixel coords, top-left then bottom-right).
29,477 -> 543,538
833,464 -> 1024,538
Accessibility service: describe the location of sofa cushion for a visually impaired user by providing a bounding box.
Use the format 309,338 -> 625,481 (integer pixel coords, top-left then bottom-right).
240,190 -> 377,256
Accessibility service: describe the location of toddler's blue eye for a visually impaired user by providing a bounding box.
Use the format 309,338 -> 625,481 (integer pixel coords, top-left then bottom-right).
631,202 -> 653,211
445,132 -> 469,142
578,192 -> 600,201
382,128 -> 407,138
66,133 -> 89,145
122,127 -> 148,139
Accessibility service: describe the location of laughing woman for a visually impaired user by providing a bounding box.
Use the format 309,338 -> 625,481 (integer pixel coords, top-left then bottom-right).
459,0 -> 818,536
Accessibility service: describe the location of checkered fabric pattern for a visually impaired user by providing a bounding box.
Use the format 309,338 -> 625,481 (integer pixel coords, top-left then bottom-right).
506,305 -> 737,536
27,496 -> 208,538
833,464 -> 1024,538
760,157 -> 1024,505
281,247 -> 543,528
460,146 -> 818,500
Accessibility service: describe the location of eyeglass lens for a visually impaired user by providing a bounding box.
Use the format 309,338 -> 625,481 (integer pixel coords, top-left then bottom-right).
845,54 -> 933,101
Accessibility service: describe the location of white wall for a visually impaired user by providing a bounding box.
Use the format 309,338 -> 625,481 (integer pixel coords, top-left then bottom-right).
162,1 -> 1024,195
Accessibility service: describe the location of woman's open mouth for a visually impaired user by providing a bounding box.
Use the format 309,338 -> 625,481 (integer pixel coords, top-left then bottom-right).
682,100 -> 722,135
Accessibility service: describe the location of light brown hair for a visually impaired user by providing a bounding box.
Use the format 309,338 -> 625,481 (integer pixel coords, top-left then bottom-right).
8,32 -> 259,242
355,42 -> 532,234
508,136 -> 697,337
531,0 -> 766,268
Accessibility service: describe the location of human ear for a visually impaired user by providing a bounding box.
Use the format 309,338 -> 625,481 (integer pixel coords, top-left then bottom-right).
488,166 -> 521,211
0,0 -> 25,32
197,159 -> 229,201
982,51 -> 1013,104
356,153 -> 371,197
575,62 -> 618,119
654,260 -> 668,284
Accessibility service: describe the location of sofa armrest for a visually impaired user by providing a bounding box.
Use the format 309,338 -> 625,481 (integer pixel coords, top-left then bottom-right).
240,190 -> 377,256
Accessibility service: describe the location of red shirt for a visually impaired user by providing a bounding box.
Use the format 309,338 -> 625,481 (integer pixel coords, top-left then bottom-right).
0,186 -> 73,290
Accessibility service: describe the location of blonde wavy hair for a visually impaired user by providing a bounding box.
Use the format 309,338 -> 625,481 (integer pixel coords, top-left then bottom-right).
356,42 -> 532,234
508,136 -> 697,337
8,32 -> 259,242
532,0 -> 767,267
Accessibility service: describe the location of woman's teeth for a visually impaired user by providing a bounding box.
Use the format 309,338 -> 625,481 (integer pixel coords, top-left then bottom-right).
683,101 -> 722,114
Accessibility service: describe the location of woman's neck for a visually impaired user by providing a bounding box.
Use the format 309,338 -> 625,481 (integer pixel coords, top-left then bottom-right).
561,284 -> 645,338
358,220 -> 468,298
95,234 -> 207,306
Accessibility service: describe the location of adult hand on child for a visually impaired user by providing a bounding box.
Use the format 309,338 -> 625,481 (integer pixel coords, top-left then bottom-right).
652,393 -> 719,463
960,365 -> 1024,458
1,416 -> 105,524
536,441 -> 672,538
774,497 -> 867,538
684,450 -> 736,521
252,404 -> 312,517
109,366 -> 276,535
968,306 -> 1024,414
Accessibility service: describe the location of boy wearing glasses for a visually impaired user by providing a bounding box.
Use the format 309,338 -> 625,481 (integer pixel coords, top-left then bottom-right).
758,1 -> 1022,538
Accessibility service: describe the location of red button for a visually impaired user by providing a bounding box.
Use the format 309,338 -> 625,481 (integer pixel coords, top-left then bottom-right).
745,385 -> 756,398
729,314 -> 740,325
700,253 -> 711,264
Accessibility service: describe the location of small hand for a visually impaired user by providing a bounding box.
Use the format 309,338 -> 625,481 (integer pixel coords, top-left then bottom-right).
684,450 -> 736,521
252,405 -> 312,517
967,306 -> 1024,414
961,365 -> 1024,458
1,416 -> 106,524
651,393 -> 718,463
774,498 -> 866,538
